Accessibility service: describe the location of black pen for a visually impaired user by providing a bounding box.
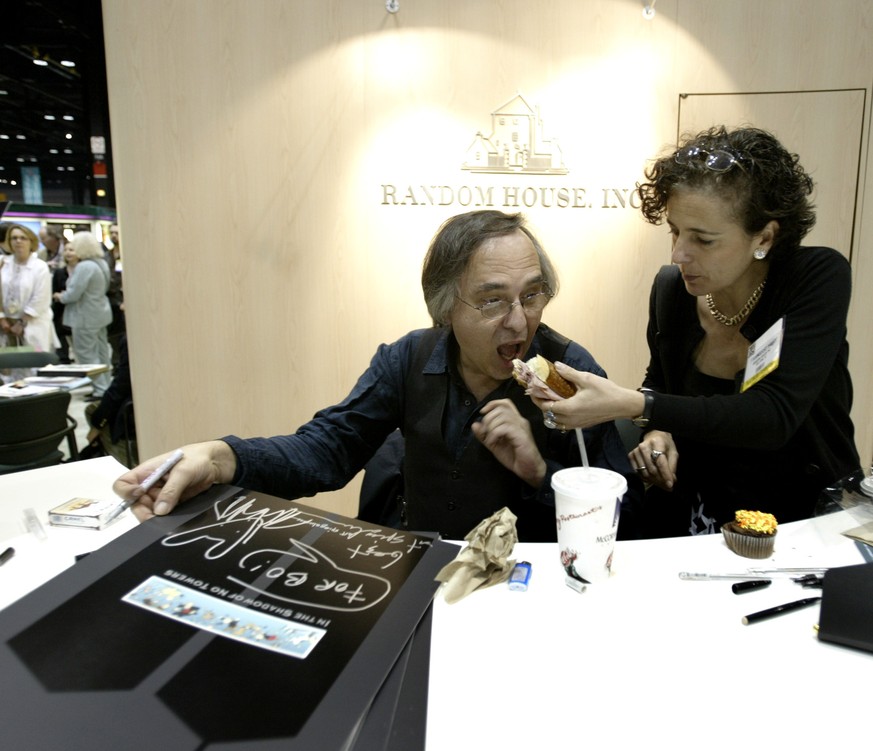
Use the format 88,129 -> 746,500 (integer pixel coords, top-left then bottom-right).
0,546 -> 15,566
741,596 -> 822,625
732,579 -> 771,594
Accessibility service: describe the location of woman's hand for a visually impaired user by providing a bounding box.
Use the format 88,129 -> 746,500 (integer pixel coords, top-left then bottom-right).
628,430 -> 677,490
112,440 -> 238,521
531,363 -> 641,430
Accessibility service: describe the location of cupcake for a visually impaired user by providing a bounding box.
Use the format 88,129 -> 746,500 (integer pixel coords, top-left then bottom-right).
721,510 -> 778,559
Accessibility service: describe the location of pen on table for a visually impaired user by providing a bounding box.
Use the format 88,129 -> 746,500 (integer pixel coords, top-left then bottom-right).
732,579 -> 771,594
741,596 -> 822,626
105,448 -> 185,524
680,568 -> 828,581
679,572 -> 765,581
0,546 -> 14,567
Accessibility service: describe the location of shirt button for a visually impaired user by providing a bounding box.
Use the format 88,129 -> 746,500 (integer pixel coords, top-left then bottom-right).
447,501 -> 457,511
464,399 -> 472,407
451,470 -> 462,480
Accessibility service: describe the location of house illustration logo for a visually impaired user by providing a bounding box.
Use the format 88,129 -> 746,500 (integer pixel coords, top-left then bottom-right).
462,93 -> 569,175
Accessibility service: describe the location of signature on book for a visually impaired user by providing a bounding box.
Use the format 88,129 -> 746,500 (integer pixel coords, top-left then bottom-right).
160,494 -> 430,613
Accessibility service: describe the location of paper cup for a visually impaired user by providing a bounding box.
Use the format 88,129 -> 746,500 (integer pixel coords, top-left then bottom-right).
552,467 -> 626,583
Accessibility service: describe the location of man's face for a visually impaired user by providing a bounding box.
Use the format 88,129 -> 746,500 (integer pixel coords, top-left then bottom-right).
109,225 -> 120,245
447,229 -> 547,399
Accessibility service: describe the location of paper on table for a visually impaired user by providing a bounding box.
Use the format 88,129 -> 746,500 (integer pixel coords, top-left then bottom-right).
841,521 -> 873,546
434,507 -> 518,604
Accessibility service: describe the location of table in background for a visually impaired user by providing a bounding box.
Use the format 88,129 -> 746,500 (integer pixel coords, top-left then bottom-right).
0,456 -> 136,611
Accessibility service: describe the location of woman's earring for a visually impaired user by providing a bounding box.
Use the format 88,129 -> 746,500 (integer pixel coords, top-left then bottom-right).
754,248 -> 767,260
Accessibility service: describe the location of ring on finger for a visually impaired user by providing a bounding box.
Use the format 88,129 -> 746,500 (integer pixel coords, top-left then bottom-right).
650,449 -> 664,461
544,410 -> 557,429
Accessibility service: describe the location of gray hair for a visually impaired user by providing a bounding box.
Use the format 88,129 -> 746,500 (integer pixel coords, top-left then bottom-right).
421,210 -> 558,326
69,231 -> 104,260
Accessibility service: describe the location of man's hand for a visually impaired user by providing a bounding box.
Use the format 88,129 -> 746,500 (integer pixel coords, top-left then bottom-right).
112,440 -> 238,521
471,398 -> 546,488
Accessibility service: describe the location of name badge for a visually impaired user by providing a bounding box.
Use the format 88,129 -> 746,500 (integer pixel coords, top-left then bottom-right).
741,317 -> 785,393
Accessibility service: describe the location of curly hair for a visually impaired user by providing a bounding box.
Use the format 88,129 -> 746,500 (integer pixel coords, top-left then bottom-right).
421,210 -> 558,327
636,126 -> 816,255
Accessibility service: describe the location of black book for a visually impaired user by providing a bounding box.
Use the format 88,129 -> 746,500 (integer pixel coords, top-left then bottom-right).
0,484 -> 459,749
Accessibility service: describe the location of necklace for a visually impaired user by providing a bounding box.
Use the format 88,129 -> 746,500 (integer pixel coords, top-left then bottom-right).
705,279 -> 766,327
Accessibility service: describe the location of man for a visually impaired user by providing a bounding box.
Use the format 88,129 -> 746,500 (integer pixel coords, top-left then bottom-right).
101,223 -> 125,367
38,224 -> 66,270
114,210 -> 641,541
38,225 -> 71,361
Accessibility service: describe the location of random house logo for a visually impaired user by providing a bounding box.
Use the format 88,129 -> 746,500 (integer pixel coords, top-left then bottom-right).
460,93 -> 568,175
380,93 -> 641,211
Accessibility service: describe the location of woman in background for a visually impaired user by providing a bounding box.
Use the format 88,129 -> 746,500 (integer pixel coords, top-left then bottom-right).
0,223 -> 57,354
537,126 -> 859,536
54,231 -> 113,399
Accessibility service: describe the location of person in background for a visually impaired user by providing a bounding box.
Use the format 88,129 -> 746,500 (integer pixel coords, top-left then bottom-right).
0,222 -> 12,254
38,224 -> 66,270
54,231 -> 113,400
113,210 -> 642,541
84,334 -> 136,467
51,259 -> 73,363
102,223 -> 125,368
40,225 -> 72,362
0,223 -> 57,355
534,126 -> 859,537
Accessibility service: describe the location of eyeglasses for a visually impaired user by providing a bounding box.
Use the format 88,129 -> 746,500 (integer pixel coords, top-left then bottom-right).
674,145 -> 744,173
456,284 -> 553,320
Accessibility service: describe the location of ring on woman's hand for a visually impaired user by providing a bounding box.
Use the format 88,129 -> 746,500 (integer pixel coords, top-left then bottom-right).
650,449 -> 664,461
544,410 -> 557,429
635,465 -> 648,473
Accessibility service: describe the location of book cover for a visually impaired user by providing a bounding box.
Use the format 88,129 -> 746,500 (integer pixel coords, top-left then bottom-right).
0,484 -> 459,749
35,363 -> 110,378
48,496 -> 124,529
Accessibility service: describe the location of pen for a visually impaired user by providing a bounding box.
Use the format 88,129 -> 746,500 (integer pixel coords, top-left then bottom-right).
680,568 -> 828,581
0,546 -> 14,566
741,596 -> 822,625
732,579 -> 771,594
679,572 -> 764,581
105,449 -> 185,524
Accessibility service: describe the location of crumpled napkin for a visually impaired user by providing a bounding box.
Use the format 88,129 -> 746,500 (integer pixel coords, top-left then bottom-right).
434,507 -> 518,604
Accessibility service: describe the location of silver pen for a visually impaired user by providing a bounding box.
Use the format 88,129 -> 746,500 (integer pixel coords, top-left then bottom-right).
679,567 -> 829,581
679,572 -> 762,581
105,449 -> 185,524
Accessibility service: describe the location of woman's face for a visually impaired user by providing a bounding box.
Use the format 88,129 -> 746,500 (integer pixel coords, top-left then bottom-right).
666,188 -> 774,297
7,228 -> 33,263
63,244 -> 79,265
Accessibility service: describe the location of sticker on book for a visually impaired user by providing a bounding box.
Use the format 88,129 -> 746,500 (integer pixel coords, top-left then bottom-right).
123,575 -> 327,659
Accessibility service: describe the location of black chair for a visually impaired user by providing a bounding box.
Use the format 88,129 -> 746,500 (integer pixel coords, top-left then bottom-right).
0,350 -> 60,370
0,390 -> 79,474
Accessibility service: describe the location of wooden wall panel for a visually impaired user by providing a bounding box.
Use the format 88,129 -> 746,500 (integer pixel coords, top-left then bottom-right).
102,0 -> 873,517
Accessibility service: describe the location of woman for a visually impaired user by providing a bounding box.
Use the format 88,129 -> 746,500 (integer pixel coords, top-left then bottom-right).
0,223 -> 58,353
539,126 -> 859,536
54,231 -> 112,398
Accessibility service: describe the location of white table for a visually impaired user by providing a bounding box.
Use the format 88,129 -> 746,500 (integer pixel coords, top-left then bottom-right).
2,460 -> 871,750
0,456 -> 137,611
426,512 -> 871,750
